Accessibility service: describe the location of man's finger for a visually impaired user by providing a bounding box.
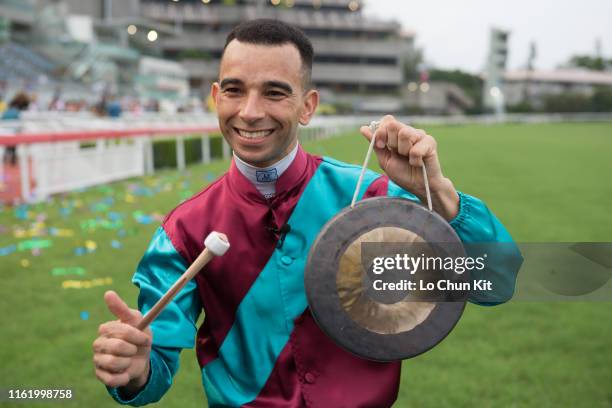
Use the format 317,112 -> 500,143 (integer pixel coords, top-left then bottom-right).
93,337 -> 139,357
409,137 -> 435,167
104,291 -> 140,325
98,321 -> 152,347
397,127 -> 420,157
95,367 -> 130,388
93,353 -> 132,374
375,116 -> 401,149
359,125 -> 373,142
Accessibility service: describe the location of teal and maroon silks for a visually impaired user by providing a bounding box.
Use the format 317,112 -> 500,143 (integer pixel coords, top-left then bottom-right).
108,146 -> 521,407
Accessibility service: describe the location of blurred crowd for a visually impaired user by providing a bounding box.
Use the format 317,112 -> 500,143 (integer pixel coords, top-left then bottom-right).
0,78 -> 208,120
0,87 -> 210,167
0,92 -> 207,118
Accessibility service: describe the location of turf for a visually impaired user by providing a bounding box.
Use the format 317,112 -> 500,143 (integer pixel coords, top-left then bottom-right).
0,122 -> 610,407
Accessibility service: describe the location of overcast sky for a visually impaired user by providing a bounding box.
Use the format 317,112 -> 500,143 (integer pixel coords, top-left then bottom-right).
363,0 -> 612,73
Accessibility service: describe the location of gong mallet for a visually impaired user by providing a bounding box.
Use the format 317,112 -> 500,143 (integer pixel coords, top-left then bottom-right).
136,231 -> 230,331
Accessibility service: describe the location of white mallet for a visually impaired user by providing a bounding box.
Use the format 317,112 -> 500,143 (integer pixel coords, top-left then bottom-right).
136,231 -> 230,330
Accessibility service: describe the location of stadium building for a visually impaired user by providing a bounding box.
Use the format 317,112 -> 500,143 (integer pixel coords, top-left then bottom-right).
138,0 -> 414,112
503,69 -> 612,109
0,0 -> 416,113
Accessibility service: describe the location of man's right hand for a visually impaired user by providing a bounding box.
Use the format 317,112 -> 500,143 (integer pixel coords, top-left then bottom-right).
93,291 -> 152,396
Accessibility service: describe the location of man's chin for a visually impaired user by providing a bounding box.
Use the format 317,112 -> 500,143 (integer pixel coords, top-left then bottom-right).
234,150 -> 273,167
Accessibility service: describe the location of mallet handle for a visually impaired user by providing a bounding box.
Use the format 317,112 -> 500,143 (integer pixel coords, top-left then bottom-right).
136,248 -> 215,331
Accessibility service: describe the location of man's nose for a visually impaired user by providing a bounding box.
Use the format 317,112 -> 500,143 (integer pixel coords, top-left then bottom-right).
239,92 -> 265,123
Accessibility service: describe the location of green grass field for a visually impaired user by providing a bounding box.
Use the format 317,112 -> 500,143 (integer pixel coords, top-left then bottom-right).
1,122 -> 611,407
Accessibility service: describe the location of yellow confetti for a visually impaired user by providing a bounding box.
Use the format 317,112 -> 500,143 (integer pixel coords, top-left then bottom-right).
61,277 -> 113,289
84,240 -> 97,251
55,228 -> 75,237
125,194 -> 135,203
20,259 -> 30,268
14,228 -> 47,238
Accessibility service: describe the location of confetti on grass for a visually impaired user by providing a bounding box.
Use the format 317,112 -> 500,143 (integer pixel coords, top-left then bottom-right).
0,245 -> 17,256
132,211 -> 154,225
62,277 -> 113,289
17,239 -> 52,251
48,227 -> 75,237
51,267 -> 86,276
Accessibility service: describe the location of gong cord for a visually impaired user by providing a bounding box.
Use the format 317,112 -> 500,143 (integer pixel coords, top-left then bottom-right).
350,121 -> 433,212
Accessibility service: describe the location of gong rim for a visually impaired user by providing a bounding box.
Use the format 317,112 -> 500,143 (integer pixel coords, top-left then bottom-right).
305,197 -> 467,362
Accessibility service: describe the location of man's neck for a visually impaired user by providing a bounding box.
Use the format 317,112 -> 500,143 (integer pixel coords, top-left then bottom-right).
233,144 -> 299,199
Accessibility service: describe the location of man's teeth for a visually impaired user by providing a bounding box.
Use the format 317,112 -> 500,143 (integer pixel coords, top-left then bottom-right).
237,129 -> 271,139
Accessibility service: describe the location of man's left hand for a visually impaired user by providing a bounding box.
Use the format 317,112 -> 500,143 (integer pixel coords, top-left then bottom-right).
359,115 -> 460,221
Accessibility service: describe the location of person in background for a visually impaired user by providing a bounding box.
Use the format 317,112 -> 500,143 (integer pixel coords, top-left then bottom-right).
2,92 -> 30,166
0,95 -> 7,115
106,96 -> 123,118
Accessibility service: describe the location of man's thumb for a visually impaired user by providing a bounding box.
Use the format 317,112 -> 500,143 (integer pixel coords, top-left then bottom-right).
104,291 -> 140,325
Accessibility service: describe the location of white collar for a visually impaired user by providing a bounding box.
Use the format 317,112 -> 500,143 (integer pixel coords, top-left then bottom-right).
233,143 -> 299,199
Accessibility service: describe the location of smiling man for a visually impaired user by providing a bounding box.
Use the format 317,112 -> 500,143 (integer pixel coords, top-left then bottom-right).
93,19 -> 520,407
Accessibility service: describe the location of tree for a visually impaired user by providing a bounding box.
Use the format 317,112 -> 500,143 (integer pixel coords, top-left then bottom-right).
543,93 -> 591,113
590,87 -> 612,112
428,69 -> 484,113
568,55 -> 611,71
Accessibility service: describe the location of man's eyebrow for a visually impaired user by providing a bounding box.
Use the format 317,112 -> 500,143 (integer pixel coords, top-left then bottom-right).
264,81 -> 293,94
219,78 -> 243,88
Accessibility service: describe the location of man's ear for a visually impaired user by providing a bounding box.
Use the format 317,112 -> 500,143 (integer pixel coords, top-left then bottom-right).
211,82 -> 220,107
299,89 -> 319,126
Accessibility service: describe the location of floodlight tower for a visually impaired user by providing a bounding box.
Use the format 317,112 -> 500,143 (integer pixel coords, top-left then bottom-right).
483,27 -> 510,116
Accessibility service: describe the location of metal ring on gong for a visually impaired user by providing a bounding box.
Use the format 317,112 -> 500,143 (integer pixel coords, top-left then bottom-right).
305,196 -> 469,362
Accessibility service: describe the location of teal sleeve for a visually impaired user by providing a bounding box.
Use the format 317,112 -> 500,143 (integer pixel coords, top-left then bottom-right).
107,226 -> 203,405
387,182 -> 523,305
448,192 -> 523,304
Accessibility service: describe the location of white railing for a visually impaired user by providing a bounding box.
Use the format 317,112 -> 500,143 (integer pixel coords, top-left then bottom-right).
0,113 -> 223,203
2,111 -> 610,203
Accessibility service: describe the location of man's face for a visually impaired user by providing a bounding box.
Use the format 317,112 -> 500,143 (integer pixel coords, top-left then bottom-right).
212,40 -> 318,167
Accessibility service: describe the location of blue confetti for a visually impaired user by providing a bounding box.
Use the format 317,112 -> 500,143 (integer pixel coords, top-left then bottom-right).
0,245 -> 17,256
60,207 -> 72,217
80,311 -> 89,321
108,212 -> 123,221
136,215 -> 153,225
74,247 -> 86,256
111,240 -> 122,249
14,205 -> 29,220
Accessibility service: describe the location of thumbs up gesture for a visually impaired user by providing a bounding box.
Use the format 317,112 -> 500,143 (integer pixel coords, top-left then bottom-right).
93,291 -> 152,395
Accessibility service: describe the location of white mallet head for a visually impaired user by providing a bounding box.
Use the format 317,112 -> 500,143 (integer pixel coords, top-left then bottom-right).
204,231 -> 230,256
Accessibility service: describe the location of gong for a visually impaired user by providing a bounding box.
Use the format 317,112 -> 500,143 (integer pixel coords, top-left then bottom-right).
305,196 -> 468,362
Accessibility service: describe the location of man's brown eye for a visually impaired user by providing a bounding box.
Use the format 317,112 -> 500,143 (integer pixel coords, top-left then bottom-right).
267,90 -> 286,97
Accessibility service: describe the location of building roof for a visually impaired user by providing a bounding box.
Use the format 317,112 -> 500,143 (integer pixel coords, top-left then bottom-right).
504,69 -> 612,86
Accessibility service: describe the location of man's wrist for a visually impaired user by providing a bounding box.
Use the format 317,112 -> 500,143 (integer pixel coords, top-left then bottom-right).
118,360 -> 151,400
420,178 -> 459,221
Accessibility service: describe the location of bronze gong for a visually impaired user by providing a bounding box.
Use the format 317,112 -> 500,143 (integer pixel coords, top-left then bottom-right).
305,196 -> 468,361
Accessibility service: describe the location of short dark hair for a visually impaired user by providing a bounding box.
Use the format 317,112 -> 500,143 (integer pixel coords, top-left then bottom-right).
222,19 -> 314,89
9,92 -> 30,110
